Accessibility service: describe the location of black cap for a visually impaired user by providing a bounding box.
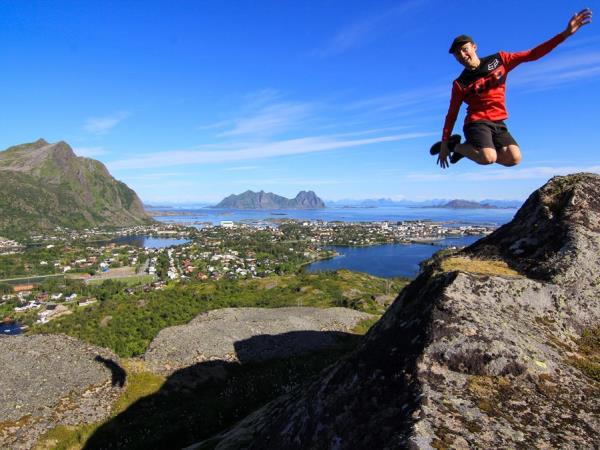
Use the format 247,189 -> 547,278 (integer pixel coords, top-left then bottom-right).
448,35 -> 474,54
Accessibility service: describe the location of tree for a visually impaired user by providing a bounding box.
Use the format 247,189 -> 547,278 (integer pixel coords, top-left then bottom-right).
0,282 -> 14,294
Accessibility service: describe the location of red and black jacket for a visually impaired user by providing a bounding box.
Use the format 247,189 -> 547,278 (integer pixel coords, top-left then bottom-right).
442,31 -> 567,141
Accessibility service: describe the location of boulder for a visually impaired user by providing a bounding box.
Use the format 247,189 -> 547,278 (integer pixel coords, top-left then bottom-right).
144,307 -> 373,376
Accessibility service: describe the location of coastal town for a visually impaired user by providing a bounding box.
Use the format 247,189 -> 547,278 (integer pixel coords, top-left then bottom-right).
0,219 -> 495,328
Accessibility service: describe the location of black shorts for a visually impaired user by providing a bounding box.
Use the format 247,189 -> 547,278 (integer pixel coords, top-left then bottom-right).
463,120 -> 518,150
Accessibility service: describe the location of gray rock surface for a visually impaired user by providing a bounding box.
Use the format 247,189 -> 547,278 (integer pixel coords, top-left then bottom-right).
192,174 -> 600,450
144,307 -> 372,375
0,334 -> 124,450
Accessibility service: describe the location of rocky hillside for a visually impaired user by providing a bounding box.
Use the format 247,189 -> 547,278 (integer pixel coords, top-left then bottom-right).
0,139 -> 153,238
195,174 -> 600,449
214,190 -> 325,209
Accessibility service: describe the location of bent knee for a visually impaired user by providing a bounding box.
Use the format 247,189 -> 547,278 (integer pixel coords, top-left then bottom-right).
478,148 -> 497,165
500,145 -> 522,166
510,146 -> 522,165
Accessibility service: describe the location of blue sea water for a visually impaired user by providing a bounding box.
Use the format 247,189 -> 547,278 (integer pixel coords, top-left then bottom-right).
306,235 -> 481,278
154,206 -> 516,228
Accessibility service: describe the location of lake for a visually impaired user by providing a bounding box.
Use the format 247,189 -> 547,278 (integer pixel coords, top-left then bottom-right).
306,235 -> 481,278
108,236 -> 190,248
0,322 -> 24,336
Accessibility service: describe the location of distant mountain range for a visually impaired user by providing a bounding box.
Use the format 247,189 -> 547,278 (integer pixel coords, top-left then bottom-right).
214,190 -> 325,209
0,139 -> 153,238
325,198 -> 522,208
428,199 -> 502,209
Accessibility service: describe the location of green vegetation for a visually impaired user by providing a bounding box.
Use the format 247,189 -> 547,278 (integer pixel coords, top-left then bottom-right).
351,316 -> 381,335
33,271 -> 406,358
0,245 -> 73,278
569,326 -> 600,382
0,299 -> 19,318
0,282 -> 13,294
86,275 -> 155,286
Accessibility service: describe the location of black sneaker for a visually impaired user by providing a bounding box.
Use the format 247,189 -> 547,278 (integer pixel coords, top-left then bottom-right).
430,134 -> 461,155
450,151 -> 465,164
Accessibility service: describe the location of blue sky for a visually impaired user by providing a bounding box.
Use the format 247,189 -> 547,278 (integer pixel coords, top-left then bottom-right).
1,0 -> 599,203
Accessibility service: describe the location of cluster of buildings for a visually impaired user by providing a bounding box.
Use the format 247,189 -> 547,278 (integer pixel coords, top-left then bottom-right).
280,220 -> 494,247
0,237 -> 23,255
1,219 -> 497,325
1,283 -> 97,325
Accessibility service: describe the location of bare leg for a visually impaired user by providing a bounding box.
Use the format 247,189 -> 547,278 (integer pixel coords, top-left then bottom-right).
453,143 -> 497,165
495,145 -> 522,166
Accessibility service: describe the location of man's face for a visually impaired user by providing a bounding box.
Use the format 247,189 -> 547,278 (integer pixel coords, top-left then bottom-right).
453,42 -> 479,69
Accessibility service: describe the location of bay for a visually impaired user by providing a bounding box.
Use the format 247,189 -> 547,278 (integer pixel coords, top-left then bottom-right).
306,235 -> 481,278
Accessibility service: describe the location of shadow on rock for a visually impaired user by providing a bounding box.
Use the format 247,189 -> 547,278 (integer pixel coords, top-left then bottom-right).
94,355 -> 126,388
197,270 -> 452,449
84,330 -> 361,450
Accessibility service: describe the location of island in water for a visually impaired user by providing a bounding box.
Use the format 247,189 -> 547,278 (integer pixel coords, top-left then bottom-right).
214,190 -> 325,209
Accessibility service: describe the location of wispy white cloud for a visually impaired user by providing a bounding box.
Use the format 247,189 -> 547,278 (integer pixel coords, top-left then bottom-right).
561,35 -> 600,49
328,125 -> 413,138
200,89 -> 315,138
312,1 -> 425,57
346,85 -> 448,113
73,146 -> 107,157
233,177 -> 343,186
219,101 -> 314,137
406,165 -> 600,182
118,172 -> 188,181
511,50 -> 600,91
108,131 -> 432,170
196,120 -> 231,131
243,88 -> 282,108
224,165 -> 261,171
84,111 -> 130,134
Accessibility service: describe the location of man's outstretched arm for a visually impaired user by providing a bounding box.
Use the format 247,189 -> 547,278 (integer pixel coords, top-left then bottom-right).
502,8 -> 593,71
439,82 -> 463,168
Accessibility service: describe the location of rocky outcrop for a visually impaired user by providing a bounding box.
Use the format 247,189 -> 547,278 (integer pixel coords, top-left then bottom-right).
195,174 -> 600,449
144,307 -> 372,376
0,334 -> 124,449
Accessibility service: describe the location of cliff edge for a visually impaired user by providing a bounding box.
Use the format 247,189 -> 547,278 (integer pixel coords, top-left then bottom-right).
195,173 -> 600,449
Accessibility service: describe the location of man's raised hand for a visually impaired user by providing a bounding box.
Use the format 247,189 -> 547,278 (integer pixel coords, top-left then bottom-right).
566,8 -> 592,36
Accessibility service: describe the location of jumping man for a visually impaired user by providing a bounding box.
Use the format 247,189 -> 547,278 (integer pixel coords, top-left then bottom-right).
435,9 -> 593,169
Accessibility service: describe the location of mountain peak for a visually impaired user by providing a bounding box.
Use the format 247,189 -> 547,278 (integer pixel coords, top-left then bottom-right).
466,172 -> 600,284
31,138 -> 49,148
0,139 -> 152,238
215,190 -> 325,209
